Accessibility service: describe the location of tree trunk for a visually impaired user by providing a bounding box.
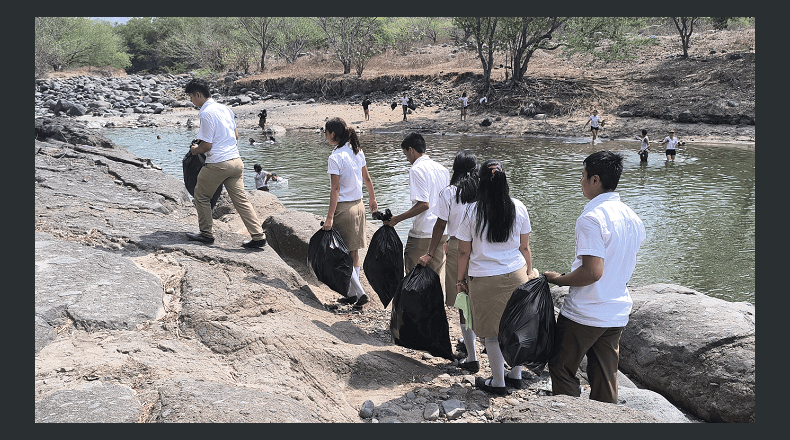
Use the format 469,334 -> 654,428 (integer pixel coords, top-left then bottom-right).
343,60 -> 352,75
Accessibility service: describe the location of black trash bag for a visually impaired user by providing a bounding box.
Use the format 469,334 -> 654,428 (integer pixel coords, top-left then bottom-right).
182,146 -> 223,208
498,275 -> 556,374
390,102 -> 398,111
307,228 -> 353,298
407,97 -> 417,110
390,264 -> 454,360
363,209 -> 403,308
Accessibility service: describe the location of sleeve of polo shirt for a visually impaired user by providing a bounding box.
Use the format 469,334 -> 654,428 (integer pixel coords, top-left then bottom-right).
574,215 -> 606,260
455,205 -> 474,242
435,186 -> 452,221
197,112 -> 216,144
409,168 -> 430,203
519,205 -> 532,235
327,153 -> 341,175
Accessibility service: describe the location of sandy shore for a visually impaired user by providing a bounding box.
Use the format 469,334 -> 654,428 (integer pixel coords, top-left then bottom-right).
84,98 -> 755,149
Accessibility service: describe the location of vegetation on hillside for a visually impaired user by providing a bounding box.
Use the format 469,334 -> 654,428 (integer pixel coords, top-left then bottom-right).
35,17 -> 754,81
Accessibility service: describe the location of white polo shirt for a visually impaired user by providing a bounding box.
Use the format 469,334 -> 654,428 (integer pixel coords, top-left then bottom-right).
589,115 -> 601,128
455,198 -> 531,277
408,155 -> 449,238
327,142 -> 366,202
560,192 -> 645,328
197,98 -> 240,164
435,184 -> 468,238
662,136 -> 679,150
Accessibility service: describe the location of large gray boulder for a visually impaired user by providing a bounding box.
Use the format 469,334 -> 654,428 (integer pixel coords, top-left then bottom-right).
35,382 -> 141,423
621,284 -> 755,423
262,210 -> 324,264
550,283 -> 755,423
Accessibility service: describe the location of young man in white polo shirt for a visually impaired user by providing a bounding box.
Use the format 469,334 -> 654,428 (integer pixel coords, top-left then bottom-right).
184,79 -> 266,248
544,151 -> 645,403
384,133 -> 450,287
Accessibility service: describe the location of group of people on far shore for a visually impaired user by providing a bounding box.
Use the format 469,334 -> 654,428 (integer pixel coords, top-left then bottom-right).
181,77 -> 647,404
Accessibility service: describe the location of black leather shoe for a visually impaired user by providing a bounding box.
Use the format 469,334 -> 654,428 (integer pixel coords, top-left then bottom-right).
337,296 -> 357,305
241,238 -> 266,248
458,360 -> 480,373
475,376 -> 508,396
186,232 -> 214,244
352,294 -> 369,309
505,375 -> 525,389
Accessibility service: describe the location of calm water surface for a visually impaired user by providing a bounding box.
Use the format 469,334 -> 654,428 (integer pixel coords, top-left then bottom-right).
103,127 -> 755,304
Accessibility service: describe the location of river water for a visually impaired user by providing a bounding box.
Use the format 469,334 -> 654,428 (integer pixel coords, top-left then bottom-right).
102,127 -> 755,305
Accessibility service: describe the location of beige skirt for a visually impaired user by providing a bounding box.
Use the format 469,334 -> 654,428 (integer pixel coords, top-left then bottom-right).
333,199 -> 365,251
469,265 -> 538,338
444,237 -> 467,307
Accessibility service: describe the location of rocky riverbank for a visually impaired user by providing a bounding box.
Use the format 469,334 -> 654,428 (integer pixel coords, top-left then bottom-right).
34,119 -> 754,423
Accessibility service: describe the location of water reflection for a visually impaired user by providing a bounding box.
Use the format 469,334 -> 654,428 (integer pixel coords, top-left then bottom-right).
103,127 -> 755,304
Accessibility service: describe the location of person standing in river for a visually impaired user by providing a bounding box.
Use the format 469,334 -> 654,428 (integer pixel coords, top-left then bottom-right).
184,78 -> 266,248
257,109 -> 267,130
322,117 -> 379,309
543,151 -> 645,403
659,129 -> 682,161
636,129 -> 650,162
583,110 -> 603,144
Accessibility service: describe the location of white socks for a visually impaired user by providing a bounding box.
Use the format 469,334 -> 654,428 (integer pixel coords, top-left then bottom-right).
484,337 -> 506,387
461,324 -> 477,362
349,266 -> 365,299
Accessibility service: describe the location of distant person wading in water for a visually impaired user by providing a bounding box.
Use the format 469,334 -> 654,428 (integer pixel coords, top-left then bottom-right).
583,110 -> 603,144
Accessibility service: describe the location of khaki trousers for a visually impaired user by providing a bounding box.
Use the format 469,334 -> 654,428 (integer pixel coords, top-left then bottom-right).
548,313 -> 624,403
404,235 -> 447,292
194,157 -> 264,241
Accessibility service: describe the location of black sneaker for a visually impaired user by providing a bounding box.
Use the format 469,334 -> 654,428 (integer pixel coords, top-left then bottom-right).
241,238 -> 266,248
186,232 -> 214,244
337,296 -> 357,305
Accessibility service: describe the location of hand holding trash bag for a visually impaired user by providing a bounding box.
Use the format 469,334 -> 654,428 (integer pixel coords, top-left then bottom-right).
182,143 -> 223,208
307,227 -> 353,298
390,264 -> 454,360
498,275 -> 556,374
363,209 -> 404,308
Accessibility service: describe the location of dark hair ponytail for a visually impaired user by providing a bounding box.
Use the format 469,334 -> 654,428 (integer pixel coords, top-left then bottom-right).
325,117 -> 360,154
449,149 -> 478,204
475,159 -> 515,243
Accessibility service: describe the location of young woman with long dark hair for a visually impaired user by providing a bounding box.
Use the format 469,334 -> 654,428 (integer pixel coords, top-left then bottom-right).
418,149 -> 479,369
455,159 -> 539,395
323,117 -> 378,308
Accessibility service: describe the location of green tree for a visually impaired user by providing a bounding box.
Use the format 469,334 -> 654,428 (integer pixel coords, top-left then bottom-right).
559,17 -> 654,62
413,17 -> 452,44
499,17 -> 569,84
236,17 -> 277,71
312,17 -> 385,76
35,17 -> 130,76
272,17 -> 321,64
452,17 -> 499,92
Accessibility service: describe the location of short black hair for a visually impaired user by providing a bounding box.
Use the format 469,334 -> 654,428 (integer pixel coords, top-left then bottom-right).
401,132 -> 426,154
583,151 -> 623,192
184,78 -> 211,98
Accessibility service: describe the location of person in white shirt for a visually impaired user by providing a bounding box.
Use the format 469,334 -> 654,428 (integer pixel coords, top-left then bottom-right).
383,133 -> 450,289
544,151 -> 646,403
455,159 -> 538,395
399,95 -> 409,121
635,129 -> 650,162
323,117 -> 378,309
659,129 -> 682,161
253,164 -> 270,191
583,110 -> 603,144
184,79 -> 266,248
459,92 -> 469,120
417,149 -> 479,367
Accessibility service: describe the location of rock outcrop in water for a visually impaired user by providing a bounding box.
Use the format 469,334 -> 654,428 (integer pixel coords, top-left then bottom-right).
34,121 -> 754,423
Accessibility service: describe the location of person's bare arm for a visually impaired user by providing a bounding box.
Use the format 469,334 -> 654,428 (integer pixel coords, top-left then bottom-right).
418,219 -> 448,266
323,174 -> 340,230
544,255 -> 604,286
361,166 -> 378,214
383,201 -> 429,228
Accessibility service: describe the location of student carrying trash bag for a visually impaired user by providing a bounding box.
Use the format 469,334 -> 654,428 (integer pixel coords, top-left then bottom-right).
307,227 -> 353,298
390,264 -> 454,360
363,209 -> 403,308
498,275 -> 556,376
182,141 -> 223,209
